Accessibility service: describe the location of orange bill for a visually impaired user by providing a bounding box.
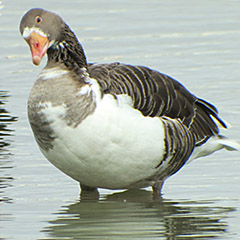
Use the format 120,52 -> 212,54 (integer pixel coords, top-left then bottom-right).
25,31 -> 50,65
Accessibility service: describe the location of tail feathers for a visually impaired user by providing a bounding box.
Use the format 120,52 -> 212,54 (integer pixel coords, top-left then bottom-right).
189,135 -> 239,162
196,98 -> 227,129
218,136 -> 240,151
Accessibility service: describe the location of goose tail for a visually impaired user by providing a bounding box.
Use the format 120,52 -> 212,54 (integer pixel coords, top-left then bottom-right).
189,135 -> 239,162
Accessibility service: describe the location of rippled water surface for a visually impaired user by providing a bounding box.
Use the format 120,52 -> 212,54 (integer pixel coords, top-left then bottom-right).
0,0 -> 240,239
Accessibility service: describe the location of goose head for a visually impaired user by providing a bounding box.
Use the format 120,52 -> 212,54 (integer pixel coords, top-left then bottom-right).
20,8 -> 65,65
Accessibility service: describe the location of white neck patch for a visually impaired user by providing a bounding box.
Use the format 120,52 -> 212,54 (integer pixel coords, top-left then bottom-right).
22,27 -> 48,38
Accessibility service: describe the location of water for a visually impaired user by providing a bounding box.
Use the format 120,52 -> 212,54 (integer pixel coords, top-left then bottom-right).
0,0 -> 240,239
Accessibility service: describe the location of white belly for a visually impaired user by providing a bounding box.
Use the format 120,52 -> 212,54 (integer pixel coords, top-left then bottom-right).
39,93 -> 166,189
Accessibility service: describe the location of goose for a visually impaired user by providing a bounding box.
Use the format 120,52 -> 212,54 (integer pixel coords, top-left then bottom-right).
19,8 -> 239,196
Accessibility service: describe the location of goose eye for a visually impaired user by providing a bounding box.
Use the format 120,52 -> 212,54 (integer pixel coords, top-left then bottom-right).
35,16 -> 42,24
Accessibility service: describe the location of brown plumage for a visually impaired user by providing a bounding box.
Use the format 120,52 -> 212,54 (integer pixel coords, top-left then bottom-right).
88,63 -> 226,144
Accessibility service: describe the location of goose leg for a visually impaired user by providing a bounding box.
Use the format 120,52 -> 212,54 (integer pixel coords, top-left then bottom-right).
80,183 -> 99,200
152,181 -> 164,198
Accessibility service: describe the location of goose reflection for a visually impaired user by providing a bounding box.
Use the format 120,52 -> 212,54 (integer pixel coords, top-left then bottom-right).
42,189 -> 234,239
0,90 -> 17,203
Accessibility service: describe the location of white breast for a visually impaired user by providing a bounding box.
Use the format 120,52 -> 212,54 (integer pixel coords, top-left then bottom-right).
39,78 -> 166,189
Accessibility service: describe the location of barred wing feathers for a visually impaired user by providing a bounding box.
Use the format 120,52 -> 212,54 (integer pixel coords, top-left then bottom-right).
88,62 -> 226,146
88,62 -> 230,180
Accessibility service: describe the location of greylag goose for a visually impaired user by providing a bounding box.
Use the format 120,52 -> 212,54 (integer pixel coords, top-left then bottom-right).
19,8 -> 239,196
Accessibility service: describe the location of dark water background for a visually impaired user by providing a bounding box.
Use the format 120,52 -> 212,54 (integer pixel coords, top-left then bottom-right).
0,0 -> 240,239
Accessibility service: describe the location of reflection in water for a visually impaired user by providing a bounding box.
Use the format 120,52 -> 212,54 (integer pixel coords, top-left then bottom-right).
0,90 -> 17,203
0,91 -> 16,150
42,189 -> 234,239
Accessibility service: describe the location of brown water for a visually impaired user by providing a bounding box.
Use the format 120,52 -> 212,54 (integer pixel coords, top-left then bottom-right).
0,0 -> 240,239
